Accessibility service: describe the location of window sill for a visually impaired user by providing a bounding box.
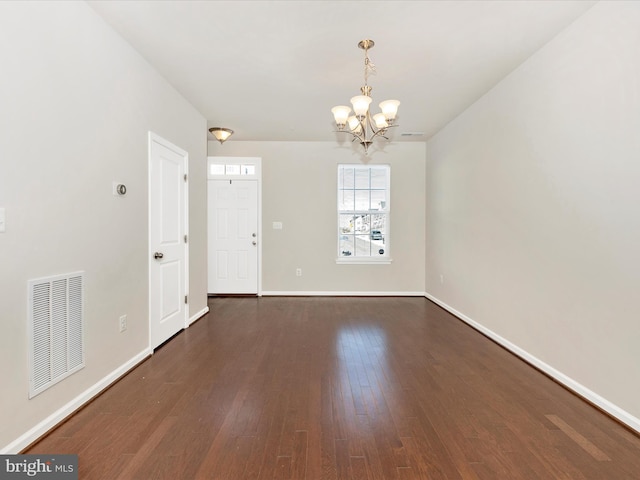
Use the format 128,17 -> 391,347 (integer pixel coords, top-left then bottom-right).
335,257 -> 392,265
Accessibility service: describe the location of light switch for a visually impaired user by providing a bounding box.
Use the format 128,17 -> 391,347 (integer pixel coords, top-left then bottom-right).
272,221 -> 283,230
0,208 -> 5,233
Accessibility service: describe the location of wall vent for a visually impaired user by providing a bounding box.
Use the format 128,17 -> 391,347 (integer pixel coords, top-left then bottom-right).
28,272 -> 85,398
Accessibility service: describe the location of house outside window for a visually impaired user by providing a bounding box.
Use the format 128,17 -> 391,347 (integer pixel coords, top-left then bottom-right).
337,164 -> 391,264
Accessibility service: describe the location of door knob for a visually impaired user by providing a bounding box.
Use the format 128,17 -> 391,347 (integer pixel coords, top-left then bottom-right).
252,233 -> 257,238
252,241 -> 257,246
153,252 -> 164,259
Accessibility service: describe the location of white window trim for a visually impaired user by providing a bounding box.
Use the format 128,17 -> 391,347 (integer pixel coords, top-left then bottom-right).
336,164 -> 391,265
336,256 -> 393,265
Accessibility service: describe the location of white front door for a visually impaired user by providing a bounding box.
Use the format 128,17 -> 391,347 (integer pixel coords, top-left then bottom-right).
149,133 -> 188,349
208,179 -> 258,294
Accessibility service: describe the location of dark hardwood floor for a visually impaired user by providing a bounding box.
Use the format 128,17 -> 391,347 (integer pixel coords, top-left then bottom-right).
26,297 -> 640,479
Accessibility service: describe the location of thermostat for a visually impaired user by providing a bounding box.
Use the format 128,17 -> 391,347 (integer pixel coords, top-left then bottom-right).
112,182 -> 127,196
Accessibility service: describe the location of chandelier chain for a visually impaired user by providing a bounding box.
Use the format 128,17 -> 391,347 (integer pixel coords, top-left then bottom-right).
364,51 -> 376,86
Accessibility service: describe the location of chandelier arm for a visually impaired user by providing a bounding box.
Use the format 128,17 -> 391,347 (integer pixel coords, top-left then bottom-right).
370,127 -> 389,141
372,131 -> 389,141
334,130 -> 366,143
333,112 -> 395,145
372,124 -> 398,141
363,111 -> 377,138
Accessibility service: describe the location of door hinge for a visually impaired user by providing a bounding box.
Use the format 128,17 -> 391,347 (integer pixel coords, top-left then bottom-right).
184,173 -> 188,182
184,295 -> 188,304
184,234 -> 188,243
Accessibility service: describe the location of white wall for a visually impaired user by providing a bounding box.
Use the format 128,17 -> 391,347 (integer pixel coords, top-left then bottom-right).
0,1 -> 207,451
208,141 -> 426,294
426,1 -> 640,426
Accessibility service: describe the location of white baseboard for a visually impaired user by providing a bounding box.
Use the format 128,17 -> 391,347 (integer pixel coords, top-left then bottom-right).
189,305 -> 209,325
2,348 -> 152,454
424,292 -> 640,435
261,291 -> 425,297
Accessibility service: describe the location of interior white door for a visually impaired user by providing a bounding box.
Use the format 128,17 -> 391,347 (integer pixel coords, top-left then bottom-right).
149,133 -> 188,349
208,179 -> 258,294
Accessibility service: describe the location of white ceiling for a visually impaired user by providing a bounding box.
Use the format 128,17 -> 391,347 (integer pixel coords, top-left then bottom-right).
88,0 -> 596,143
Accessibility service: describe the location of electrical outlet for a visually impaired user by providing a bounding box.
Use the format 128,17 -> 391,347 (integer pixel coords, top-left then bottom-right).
440,274 -> 444,284
296,268 -> 302,277
119,315 -> 127,332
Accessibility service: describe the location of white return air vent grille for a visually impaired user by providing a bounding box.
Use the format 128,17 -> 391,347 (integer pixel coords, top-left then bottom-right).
28,272 -> 85,398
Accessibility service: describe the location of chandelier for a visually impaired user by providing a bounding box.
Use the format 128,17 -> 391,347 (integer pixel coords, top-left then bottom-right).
331,39 -> 400,154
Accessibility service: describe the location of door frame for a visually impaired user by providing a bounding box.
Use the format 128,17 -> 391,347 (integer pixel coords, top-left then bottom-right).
207,156 -> 262,295
148,132 -> 189,350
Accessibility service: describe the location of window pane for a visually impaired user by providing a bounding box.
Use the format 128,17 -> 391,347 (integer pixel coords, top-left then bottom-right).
371,214 -> 386,234
354,168 -> 370,189
370,215 -> 386,247
340,167 -> 355,189
225,164 -> 241,175
355,190 -> 369,210
370,190 -> 386,210
339,235 -> 354,257
241,165 -> 255,175
210,164 -> 225,175
355,235 -> 371,256
353,214 -> 370,234
370,167 -> 387,189
339,214 -> 355,234
338,190 -> 354,211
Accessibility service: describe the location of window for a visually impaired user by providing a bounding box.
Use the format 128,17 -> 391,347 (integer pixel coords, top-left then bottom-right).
337,164 -> 390,263
208,162 -> 257,177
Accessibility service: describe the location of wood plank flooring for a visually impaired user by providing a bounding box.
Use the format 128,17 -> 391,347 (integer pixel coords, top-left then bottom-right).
26,297 -> 640,479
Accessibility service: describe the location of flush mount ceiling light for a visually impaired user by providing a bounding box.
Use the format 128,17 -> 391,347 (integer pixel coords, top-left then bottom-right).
209,127 -> 234,144
331,39 -> 400,154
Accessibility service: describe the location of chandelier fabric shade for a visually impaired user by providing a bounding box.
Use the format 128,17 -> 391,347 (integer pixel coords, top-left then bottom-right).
331,39 -> 400,154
